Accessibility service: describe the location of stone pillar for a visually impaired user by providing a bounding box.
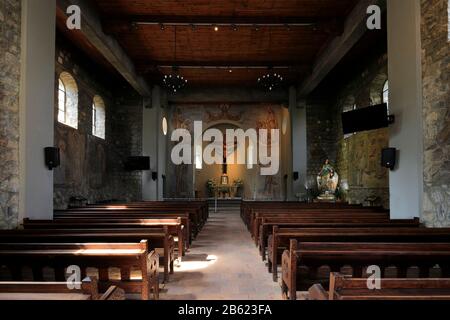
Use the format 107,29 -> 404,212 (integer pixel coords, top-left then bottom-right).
289,86 -> 307,200
387,0 -> 423,218
18,0 -> 56,221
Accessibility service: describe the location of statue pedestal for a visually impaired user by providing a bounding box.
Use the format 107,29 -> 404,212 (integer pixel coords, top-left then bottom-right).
316,192 -> 337,202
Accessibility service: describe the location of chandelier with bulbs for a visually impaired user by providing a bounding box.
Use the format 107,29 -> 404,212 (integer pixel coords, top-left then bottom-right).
163,67 -> 187,93
258,71 -> 284,91
163,26 -> 188,93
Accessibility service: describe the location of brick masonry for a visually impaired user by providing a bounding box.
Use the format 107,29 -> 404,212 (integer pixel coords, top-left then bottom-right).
0,0 -> 21,229
53,35 -> 143,209
421,0 -> 450,226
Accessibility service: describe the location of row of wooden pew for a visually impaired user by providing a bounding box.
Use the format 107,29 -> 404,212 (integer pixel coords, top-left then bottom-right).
242,201 -> 450,300
0,200 -> 209,300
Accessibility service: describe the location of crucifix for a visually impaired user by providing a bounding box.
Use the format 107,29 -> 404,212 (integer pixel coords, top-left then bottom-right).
222,138 -> 238,176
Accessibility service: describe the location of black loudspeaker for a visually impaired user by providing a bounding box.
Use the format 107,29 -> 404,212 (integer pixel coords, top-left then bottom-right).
293,172 -> 299,181
151,172 -> 158,181
44,147 -> 60,170
381,148 -> 396,170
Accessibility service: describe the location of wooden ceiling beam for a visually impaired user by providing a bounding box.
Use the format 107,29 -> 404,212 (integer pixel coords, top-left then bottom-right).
298,0 -> 385,97
102,16 -> 343,35
106,15 -> 319,26
57,0 -> 152,96
136,62 -> 312,76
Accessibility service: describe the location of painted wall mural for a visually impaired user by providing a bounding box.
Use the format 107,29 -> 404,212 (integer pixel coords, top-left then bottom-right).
165,104 -> 289,200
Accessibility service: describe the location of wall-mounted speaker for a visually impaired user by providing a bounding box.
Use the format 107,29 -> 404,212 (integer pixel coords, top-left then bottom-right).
151,172 -> 158,181
293,172 -> 299,181
381,148 -> 396,170
44,147 -> 60,170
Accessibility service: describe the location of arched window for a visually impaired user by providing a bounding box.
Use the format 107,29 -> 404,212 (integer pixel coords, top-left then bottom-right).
448,0 -> 450,41
382,80 -> 389,106
58,72 -> 78,128
92,95 -> 106,139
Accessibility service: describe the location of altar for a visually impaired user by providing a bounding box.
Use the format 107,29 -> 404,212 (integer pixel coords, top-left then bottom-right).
207,174 -> 243,199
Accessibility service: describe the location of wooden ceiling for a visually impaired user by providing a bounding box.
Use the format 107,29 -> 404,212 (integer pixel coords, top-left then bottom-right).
69,0 -> 361,87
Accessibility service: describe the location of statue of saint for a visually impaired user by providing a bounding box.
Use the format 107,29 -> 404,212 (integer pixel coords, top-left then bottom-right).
316,159 -> 339,201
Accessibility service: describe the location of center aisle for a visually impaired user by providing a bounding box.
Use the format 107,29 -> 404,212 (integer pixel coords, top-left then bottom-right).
163,206 -> 281,300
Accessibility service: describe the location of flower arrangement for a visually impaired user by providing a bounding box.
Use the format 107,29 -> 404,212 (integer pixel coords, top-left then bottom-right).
233,179 -> 243,187
206,179 -> 216,197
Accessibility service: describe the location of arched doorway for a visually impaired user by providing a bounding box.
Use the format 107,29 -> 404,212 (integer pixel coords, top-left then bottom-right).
194,123 -> 249,199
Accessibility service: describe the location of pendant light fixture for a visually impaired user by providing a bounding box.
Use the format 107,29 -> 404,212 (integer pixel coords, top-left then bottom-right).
163,26 -> 187,93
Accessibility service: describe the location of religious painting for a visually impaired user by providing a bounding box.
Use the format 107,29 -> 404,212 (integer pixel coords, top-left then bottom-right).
221,174 -> 229,185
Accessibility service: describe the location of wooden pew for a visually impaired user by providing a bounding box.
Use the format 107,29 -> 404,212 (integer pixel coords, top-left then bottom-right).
281,240 -> 450,300
0,277 -> 125,300
271,227 -> 450,281
0,241 -> 159,300
251,211 -> 392,244
94,200 -> 210,224
258,218 -> 421,259
61,201 -> 207,235
250,210 -> 389,238
0,228 -> 174,283
241,201 -> 384,228
309,273 -> 450,300
101,200 -> 210,224
52,211 -> 194,246
23,217 -> 186,256
54,211 -> 193,241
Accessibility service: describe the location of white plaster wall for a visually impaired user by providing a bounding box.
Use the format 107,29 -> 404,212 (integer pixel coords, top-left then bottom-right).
19,0 -> 56,221
387,0 -> 423,218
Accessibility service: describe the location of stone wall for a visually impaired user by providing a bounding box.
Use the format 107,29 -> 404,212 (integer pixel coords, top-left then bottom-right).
53,36 -> 142,209
333,54 -> 390,207
306,99 -> 338,182
421,0 -> 450,226
0,0 -> 21,229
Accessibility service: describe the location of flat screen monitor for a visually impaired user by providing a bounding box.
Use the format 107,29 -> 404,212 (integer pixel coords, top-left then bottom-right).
342,103 -> 389,135
125,156 -> 150,171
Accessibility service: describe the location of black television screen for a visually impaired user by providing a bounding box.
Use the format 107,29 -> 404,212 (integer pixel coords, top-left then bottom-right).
125,156 -> 150,171
341,103 -> 389,135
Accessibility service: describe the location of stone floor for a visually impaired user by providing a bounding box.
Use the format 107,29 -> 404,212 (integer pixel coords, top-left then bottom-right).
161,207 -> 281,300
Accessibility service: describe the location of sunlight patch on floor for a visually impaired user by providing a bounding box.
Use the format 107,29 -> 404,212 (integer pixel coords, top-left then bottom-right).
175,255 -> 218,272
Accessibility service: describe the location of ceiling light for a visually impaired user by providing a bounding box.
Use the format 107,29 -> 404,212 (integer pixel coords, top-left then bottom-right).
214,25 -> 219,32
163,68 -> 188,94
232,25 -> 238,31
160,23 -> 165,30
257,70 -> 284,91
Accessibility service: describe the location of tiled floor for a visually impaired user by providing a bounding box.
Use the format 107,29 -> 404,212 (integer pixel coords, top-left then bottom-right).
162,207 -> 281,300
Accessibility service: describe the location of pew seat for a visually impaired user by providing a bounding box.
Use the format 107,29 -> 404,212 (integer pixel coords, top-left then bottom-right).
0,277 -> 125,300
309,273 -> 450,300
281,240 -> 450,300
0,241 -> 159,300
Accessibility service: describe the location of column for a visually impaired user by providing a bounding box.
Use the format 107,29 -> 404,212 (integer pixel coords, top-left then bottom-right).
387,0 -> 423,218
19,0 -> 56,220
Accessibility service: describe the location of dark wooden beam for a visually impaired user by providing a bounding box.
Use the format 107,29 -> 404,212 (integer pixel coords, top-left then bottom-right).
135,61 -> 312,74
57,0 -> 152,96
103,16 -> 344,35
298,0 -> 385,97
106,15 -> 319,26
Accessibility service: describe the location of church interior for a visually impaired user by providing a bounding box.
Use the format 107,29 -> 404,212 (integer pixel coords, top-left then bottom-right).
0,0 -> 449,302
